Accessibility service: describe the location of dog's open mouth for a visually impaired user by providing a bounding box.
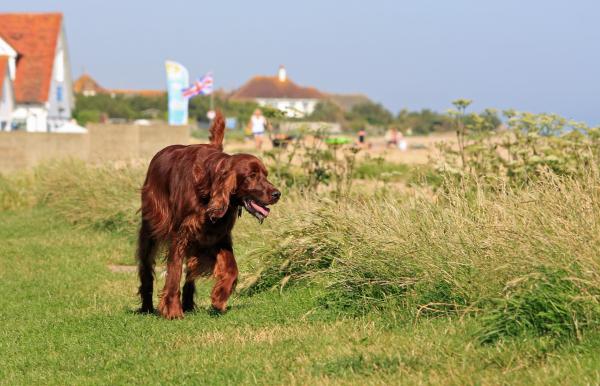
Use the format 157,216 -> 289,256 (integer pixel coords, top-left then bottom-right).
243,198 -> 271,222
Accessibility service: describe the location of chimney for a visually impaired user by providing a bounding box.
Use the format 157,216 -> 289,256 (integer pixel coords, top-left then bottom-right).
278,65 -> 287,82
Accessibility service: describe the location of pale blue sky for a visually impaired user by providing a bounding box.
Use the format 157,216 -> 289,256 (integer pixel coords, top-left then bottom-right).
5,0 -> 600,124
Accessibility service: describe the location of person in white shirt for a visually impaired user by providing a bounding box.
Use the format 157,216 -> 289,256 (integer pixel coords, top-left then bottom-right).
250,109 -> 267,150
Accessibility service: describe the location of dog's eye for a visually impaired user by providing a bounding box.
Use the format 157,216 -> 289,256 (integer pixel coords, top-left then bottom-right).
248,172 -> 257,179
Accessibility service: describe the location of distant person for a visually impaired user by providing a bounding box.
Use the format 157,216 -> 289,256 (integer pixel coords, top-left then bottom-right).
357,128 -> 366,147
249,109 -> 267,150
398,131 -> 408,152
385,128 -> 398,148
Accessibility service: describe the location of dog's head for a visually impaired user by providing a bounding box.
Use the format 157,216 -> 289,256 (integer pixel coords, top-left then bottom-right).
207,153 -> 280,222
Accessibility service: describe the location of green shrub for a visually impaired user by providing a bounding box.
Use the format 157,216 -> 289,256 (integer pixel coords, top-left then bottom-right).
73,109 -> 101,126
437,108 -> 600,186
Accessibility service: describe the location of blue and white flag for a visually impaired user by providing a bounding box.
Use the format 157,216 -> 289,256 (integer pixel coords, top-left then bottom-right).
165,60 -> 189,126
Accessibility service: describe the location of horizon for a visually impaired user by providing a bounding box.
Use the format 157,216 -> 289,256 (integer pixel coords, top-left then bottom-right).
3,0 -> 600,124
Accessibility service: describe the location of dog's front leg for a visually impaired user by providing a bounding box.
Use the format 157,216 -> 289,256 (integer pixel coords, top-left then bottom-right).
158,236 -> 186,319
211,248 -> 238,313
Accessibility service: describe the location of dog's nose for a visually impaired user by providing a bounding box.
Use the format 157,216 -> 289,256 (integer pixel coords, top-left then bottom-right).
271,190 -> 281,201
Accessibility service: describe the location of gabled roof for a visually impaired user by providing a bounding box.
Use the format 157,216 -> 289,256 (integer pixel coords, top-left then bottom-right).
0,56 -> 7,98
73,73 -> 106,94
230,76 -> 324,100
73,73 -> 166,97
0,13 -> 62,103
109,89 -> 166,97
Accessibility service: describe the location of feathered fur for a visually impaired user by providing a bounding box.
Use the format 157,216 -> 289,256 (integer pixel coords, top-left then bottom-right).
136,133 -> 280,319
209,111 -> 225,150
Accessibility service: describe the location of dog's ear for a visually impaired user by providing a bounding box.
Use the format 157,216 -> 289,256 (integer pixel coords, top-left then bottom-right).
206,169 -> 237,223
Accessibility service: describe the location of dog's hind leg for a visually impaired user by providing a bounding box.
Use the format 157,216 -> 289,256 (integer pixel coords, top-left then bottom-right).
137,218 -> 158,313
158,236 -> 187,319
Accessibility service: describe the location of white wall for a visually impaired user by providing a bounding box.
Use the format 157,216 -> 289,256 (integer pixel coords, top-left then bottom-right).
47,26 -> 74,131
0,68 -> 14,131
256,98 -> 319,118
12,105 -> 48,132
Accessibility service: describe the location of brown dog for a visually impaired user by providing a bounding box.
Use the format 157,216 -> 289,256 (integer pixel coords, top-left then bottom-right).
136,112 -> 280,319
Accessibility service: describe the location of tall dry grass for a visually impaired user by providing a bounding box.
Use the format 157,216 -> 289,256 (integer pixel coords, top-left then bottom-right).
1,160 -> 145,236
241,171 -> 600,341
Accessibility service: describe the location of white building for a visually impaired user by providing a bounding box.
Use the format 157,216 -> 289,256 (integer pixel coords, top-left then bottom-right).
0,57 -> 14,130
230,66 -> 324,118
0,13 -> 74,132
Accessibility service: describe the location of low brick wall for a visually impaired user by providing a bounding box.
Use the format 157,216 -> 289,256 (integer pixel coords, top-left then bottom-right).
0,124 -> 189,173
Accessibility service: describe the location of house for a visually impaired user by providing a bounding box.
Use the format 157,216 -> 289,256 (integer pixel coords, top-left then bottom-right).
73,73 -> 106,96
0,13 -> 74,132
73,73 -> 165,98
230,66 -> 324,118
0,56 -> 15,130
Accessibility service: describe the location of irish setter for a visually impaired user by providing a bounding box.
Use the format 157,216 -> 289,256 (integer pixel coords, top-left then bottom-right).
137,112 -> 280,319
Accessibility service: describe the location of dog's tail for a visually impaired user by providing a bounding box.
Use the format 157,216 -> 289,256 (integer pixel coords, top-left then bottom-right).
209,110 -> 225,150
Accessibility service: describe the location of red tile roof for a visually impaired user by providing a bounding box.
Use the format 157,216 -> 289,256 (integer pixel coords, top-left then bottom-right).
73,73 -> 106,94
0,13 -> 62,103
109,89 -> 166,97
230,76 -> 324,100
73,73 -> 166,97
0,56 -> 7,98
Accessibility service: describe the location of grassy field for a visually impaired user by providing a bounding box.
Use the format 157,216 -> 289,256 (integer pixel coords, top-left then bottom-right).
1,156 -> 600,384
2,207 -> 600,385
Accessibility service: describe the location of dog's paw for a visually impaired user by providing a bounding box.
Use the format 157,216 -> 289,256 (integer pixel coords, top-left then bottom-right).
136,305 -> 155,314
158,295 -> 184,320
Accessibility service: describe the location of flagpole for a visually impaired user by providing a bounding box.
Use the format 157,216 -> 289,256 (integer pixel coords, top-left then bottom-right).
210,71 -> 215,120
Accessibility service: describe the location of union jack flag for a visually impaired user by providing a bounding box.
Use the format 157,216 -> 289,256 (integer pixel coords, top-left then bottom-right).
182,73 -> 214,98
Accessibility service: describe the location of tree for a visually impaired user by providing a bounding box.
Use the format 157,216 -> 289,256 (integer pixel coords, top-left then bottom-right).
346,102 -> 393,128
395,109 -> 452,134
309,100 -> 345,122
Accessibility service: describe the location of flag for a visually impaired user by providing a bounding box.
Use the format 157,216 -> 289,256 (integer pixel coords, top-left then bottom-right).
165,60 -> 189,126
182,73 -> 214,98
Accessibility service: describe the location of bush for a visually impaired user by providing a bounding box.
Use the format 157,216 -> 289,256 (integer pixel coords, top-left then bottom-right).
73,109 -> 101,126
436,109 -> 600,186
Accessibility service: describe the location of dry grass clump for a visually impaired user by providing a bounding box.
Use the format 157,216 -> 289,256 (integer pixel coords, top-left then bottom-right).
241,171 -> 600,341
0,159 -> 145,236
33,160 -> 145,235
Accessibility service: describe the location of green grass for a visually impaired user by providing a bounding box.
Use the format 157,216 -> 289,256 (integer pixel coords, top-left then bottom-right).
1,208 -> 600,385
353,157 -> 441,186
191,128 -> 247,143
1,160 -> 600,384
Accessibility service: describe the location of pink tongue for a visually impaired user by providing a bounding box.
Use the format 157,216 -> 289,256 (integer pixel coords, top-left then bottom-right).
250,201 -> 270,217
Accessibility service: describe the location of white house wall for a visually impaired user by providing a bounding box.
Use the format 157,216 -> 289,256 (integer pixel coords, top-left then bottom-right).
47,26 -> 73,131
0,68 -> 14,131
256,98 -> 319,118
0,36 -> 17,80
13,105 -> 48,132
